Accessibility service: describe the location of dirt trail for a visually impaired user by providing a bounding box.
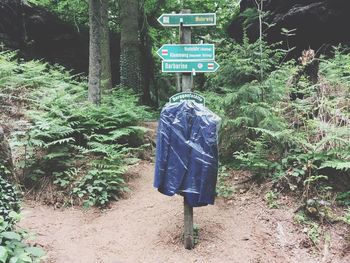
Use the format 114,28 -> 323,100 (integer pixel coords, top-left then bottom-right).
20,162 -> 349,263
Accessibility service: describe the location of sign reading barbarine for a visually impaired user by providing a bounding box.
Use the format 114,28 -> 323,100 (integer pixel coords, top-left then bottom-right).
162,61 -> 220,73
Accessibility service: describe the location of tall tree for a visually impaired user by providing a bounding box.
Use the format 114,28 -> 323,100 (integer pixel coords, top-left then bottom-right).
139,2 -> 153,105
119,0 -> 142,93
88,0 -> 102,104
101,0 -> 113,90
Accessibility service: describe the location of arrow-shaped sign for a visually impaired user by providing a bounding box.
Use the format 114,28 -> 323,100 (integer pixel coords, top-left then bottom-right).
162,61 -> 220,73
157,44 -> 215,61
158,13 -> 216,27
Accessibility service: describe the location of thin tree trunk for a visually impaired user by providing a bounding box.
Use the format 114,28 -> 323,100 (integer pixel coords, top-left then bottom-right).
101,0 -> 112,91
139,2 -> 154,105
120,0 -> 141,93
259,0 -> 263,81
255,0 -> 263,81
255,0 -> 264,101
88,0 -> 102,105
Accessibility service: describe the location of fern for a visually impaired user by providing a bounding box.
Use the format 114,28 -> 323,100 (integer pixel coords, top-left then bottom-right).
319,161 -> 350,172
204,39 -> 350,196
1,51 -> 152,207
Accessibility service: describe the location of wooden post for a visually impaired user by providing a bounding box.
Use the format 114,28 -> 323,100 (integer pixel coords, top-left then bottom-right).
180,9 -> 194,250
184,198 -> 194,249
180,9 -> 192,92
176,73 -> 182,92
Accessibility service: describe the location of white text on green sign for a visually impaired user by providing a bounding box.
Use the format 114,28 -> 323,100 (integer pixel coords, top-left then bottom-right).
170,92 -> 205,105
157,44 -> 215,61
162,61 -> 220,73
158,13 -> 216,27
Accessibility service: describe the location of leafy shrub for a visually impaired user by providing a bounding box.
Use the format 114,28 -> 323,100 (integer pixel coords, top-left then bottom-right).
230,47 -> 350,197
336,191 -> 350,206
204,60 -> 295,159
0,51 -> 151,207
340,208 -> 350,225
0,174 -> 20,223
0,214 -> 44,263
0,169 -> 43,263
216,166 -> 234,198
265,190 -> 279,209
205,39 -> 350,198
319,46 -> 350,87
23,87 -> 150,206
210,36 -> 285,90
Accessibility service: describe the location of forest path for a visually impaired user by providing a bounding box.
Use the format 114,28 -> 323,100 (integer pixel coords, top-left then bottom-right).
20,162 -> 347,263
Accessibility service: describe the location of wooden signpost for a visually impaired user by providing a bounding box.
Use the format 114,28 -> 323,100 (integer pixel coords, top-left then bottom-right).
157,9 -> 218,250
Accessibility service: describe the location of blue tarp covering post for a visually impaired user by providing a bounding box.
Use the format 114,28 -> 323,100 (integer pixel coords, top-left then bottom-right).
154,100 -> 221,207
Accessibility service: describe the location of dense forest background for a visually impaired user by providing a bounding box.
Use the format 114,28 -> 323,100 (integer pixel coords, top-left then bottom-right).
0,0 -> 350,262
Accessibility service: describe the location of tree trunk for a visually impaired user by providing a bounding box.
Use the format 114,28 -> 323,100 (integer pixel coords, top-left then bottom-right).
139,5 -> 154,106
88,0 -> 102,105
120,0 -> 141,93
100,0 -> 112,91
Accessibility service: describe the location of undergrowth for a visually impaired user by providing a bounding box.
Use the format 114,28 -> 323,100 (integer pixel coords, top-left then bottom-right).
206,43 -> 350,204
0,213 -> 44,263
0,168 -> 44,263
0,50 -> 152,207
0,173 -> 20,222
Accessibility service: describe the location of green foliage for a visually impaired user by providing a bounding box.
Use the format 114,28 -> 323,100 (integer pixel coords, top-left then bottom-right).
0,175 -> 20,224
0,161 -> 44,263
205,53 -> 293,159
265,190 -> 279,209
319,46 -> 350,87
216,166 -> 234,198
72,163 -> 128,207
0,215 -> 44,263
336,191 -> 350,206
0,51 -> 151,207
211,37 -> 285,88
340,208 -> 350,225
28,0 -> 89,29
206,37 -> 350,200
294,212 -> 321,245
193,224 -> 200,245
234,138 -> 273,177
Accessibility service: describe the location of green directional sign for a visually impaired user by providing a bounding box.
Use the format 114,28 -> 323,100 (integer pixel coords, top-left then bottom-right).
157,44 -> 215,61
170,92 -> 205,105
162,61 -> 220,73
158,13 -> 216,27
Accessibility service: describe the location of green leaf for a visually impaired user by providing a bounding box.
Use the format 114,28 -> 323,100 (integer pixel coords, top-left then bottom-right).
18,253 -> 32,262
0,246 -> 8,263
9,256 -> 19,263
25,247 -> 45,258
9,211 -> 21,221
2,231 -> 21,241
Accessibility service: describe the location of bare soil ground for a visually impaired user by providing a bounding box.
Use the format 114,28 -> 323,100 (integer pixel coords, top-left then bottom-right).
19,162 -> 349,263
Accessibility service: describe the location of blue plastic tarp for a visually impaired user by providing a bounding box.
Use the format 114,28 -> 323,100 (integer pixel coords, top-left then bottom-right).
154,100 -> 221,207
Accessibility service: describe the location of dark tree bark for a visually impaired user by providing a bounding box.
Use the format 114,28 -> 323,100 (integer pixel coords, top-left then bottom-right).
119,0 -> 141,93
139,4 -> 154,106
0,0 -> 25,48
101,0 -> 112,91
88,0 -> 102,105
